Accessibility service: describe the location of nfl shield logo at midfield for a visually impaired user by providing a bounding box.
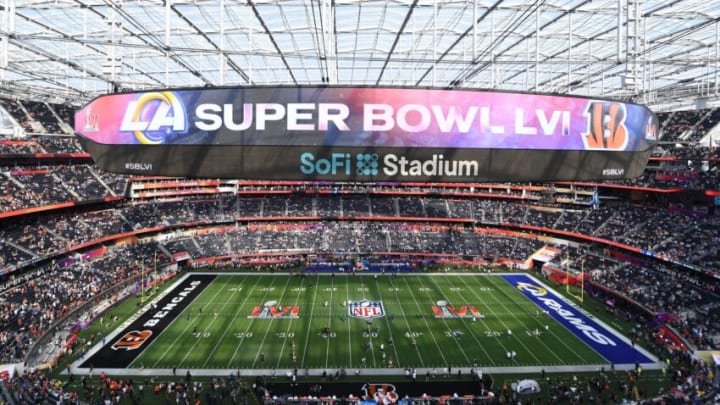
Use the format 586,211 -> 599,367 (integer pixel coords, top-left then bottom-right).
349,300 -> 385,319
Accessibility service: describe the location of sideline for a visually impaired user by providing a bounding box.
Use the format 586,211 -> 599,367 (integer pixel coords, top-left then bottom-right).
67,272 -> 664,377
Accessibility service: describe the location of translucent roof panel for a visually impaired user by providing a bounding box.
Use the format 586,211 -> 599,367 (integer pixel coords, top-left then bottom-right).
0,0 -> 718,111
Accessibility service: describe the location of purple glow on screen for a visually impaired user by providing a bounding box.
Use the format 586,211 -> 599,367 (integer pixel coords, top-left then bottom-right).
75,87 -> 657,152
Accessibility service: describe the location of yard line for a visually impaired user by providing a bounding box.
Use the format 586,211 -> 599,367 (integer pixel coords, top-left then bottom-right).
483,275 -> 587,363
425,275 -> 511,366
343,274 -> 353,367
274,277 -> 307,370
225,275 -> 280,368
365,277 -> 378,368
300,273 -> 322,369
149,276 -> 233,368
252,275 -> 294,368
397,276 -> 448,366
343,276 -> 379,368
450,275 -> 543,364
412,276 -> 472,366
384,277 -> 426,366
178,277 -> 248,366
373,276 -> 402,368
324,275 -> 335,369
203,275 -> 264,368
421,275 -> 495,366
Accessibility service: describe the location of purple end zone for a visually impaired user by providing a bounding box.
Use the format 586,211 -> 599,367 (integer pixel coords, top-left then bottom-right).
502,274 -> 653,365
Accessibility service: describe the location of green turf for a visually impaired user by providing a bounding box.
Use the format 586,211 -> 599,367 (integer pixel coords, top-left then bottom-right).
130,273 -> 607,370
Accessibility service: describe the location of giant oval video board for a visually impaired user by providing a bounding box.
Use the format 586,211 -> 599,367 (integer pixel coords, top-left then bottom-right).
74,86 -> 658,182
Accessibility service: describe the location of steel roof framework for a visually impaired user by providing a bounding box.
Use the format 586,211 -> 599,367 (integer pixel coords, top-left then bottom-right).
0,0 -> 718,111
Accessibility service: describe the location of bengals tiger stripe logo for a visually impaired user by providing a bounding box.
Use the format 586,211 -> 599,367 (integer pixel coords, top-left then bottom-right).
582,101 -> 629,150
110,330 -> 152,351
362,383 -> 399,403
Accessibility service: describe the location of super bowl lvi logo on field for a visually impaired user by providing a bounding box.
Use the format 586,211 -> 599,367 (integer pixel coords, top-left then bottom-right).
349,300 -> 385,319
248,300 -> 300,319
432,300 -> 483,318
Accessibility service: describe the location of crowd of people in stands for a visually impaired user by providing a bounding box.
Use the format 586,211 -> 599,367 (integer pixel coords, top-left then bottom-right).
0,136 -> 83,155
657,108 -> 720,144
0,243 -> 160,364
3,193 -> 718,272
0,97 -> 73,135
2,368 -> 253,405
0,162 -> 127,213
608,170 -> 717,190
0,102 -> 719,402
652,145 -> 720,160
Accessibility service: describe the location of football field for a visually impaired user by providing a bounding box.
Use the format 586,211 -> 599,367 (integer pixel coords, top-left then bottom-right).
82,272 -> 654,372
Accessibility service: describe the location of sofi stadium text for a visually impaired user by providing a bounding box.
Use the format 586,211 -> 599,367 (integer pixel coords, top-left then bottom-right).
300,152 -> 479,177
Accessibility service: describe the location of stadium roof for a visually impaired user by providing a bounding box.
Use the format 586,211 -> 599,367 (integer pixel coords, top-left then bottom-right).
0,0 -> 718,111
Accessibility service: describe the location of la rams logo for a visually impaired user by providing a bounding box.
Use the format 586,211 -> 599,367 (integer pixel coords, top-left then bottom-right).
349,300 -> 385,319
581,101 -> 629,150
362,383 -> 398,404
516,282 -> 548,297
119,91 -> 187,145
110,330 -> 152,351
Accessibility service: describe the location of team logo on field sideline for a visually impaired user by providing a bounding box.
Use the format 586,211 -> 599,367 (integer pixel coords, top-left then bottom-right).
362,383 -> 399,403
432,300 -> 483,318
248,300 -> 300,319
515,282 -> 548,297
509,276 -> 620,347
349,300 -> 385,319
110,330 -> 152,351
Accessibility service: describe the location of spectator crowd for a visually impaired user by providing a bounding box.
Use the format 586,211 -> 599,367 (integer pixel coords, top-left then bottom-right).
0,99 -> 718,403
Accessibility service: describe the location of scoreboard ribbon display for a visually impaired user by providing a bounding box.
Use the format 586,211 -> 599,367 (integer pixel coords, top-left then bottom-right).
74,86 -> 658,182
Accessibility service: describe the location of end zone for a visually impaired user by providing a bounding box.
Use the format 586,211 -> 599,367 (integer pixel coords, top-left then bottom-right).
78,274 -> 216,369
502,274 -> 656,365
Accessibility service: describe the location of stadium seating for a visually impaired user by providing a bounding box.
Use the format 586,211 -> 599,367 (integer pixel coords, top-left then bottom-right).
0,103 -> 718,403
